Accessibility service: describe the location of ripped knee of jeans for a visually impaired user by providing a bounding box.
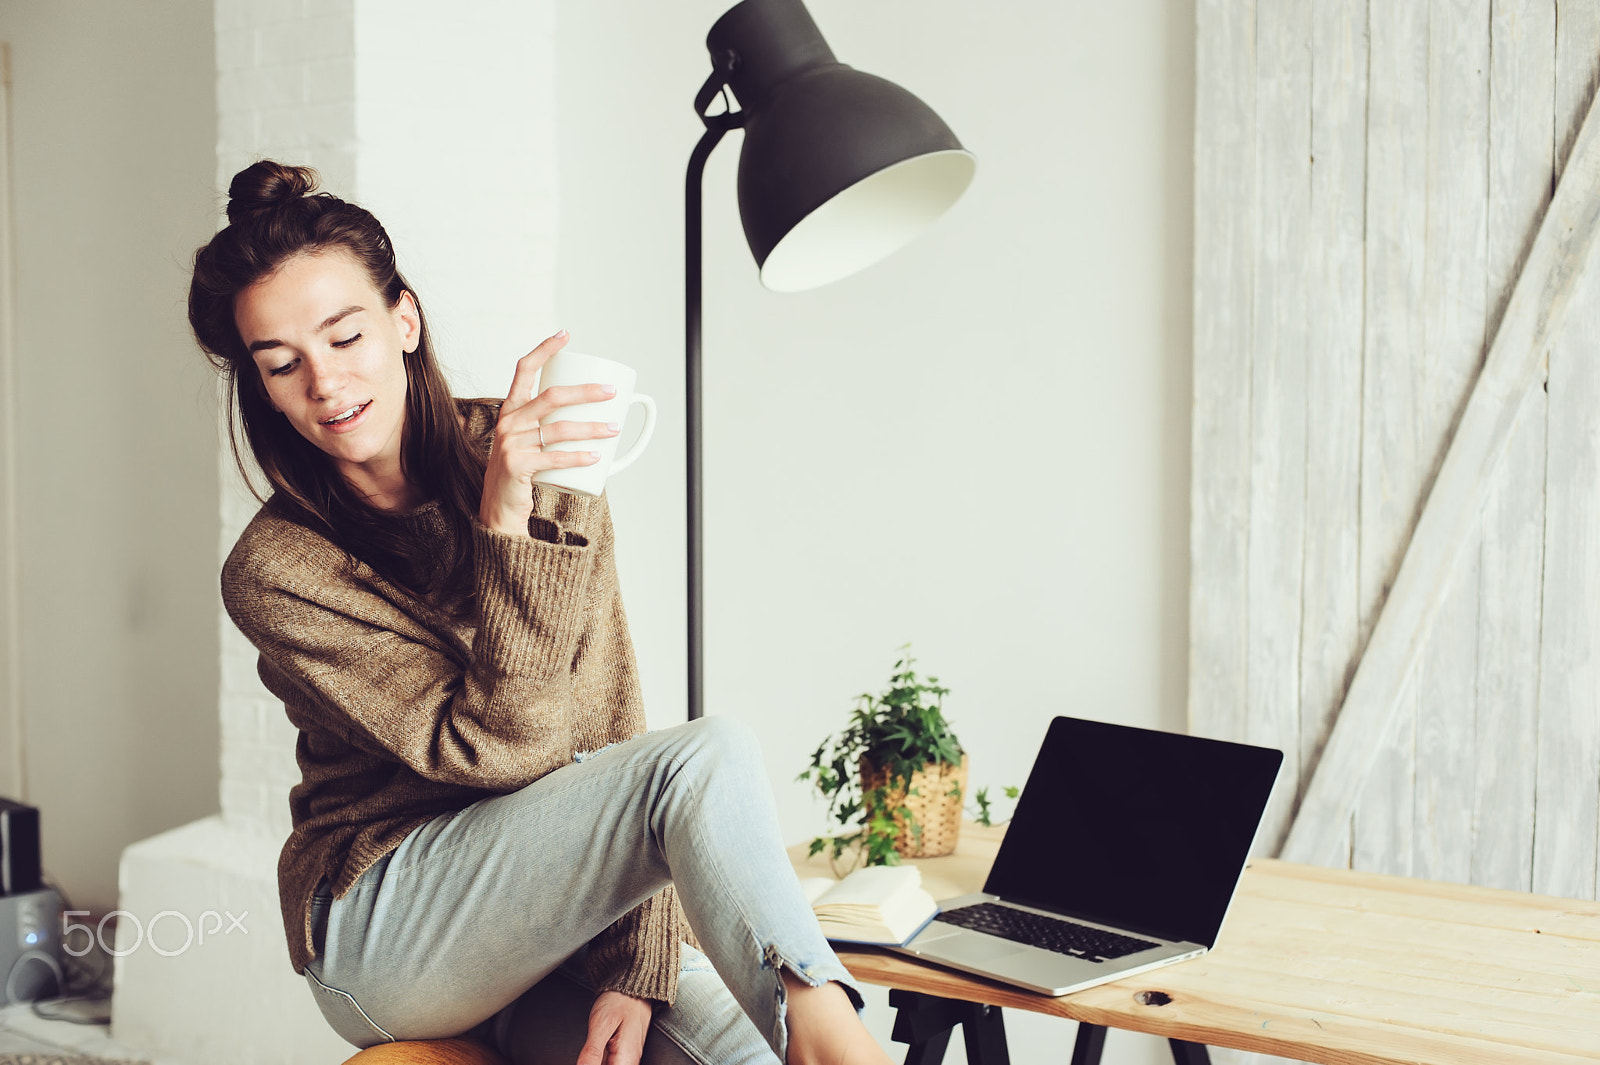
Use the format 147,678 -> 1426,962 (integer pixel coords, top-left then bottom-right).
680,942 -> 717,974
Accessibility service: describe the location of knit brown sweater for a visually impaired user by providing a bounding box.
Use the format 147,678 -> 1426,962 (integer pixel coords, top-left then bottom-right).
220,398 -> 685,1004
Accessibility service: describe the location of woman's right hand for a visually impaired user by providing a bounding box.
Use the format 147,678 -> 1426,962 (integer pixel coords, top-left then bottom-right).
479,330 -> 621,536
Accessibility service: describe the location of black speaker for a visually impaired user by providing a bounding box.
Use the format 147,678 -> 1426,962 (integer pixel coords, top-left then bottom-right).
0,798 -> 41,896
1,888 -> 62,1004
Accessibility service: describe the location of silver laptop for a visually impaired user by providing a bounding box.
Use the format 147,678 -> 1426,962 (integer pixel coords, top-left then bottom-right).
892,715 -> 1282,996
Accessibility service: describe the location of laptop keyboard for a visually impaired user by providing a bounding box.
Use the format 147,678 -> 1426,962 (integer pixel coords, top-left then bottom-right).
935,903 -> 1160,962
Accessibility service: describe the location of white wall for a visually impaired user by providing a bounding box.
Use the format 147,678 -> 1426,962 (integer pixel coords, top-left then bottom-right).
555,2 -> 1194,1062
0,0 -> 220,914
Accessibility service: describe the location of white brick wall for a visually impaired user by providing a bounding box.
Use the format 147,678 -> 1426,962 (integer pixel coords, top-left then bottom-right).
217,446 -> 294,836
213,0 -> 361,838
210,0 -> 560,841
215,0 -> 358,196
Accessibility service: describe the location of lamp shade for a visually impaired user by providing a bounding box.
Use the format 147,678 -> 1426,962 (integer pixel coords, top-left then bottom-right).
706,0 -> 976,292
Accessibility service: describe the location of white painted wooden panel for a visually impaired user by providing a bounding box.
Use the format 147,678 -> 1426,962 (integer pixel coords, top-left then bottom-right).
1246,0 -> 1311,858
1472,0 -> 1553,895
1411,0 -> 1491,888
1534,0 -> 1600,901
1189,0 -> 1255,754
1296,0 -> 1367,873
1195,0 -> 1600,900
1286,56 -> 1600,867
1351,0 -> 1430,879
1350,675 -> 1417,874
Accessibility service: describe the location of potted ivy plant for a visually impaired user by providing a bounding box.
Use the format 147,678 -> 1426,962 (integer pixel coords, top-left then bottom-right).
799,647 -> 968,873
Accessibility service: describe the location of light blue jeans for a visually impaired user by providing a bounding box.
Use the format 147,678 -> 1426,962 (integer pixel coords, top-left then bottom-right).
302,717 -> 862,1065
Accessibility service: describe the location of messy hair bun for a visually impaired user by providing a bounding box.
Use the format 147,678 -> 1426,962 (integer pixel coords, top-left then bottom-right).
225,160 -> 319,224
190,158 -> 487,610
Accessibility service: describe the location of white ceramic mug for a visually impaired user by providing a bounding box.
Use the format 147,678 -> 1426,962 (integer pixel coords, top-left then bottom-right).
530,351 -> 657,497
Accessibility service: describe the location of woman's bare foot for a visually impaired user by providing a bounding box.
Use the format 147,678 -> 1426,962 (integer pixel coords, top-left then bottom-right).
781,970 -> 894,1065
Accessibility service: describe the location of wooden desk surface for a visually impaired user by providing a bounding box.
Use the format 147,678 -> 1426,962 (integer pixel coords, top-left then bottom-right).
789,828 -> 1600,1065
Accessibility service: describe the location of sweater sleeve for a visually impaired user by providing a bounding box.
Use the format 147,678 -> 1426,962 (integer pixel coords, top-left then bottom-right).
585,887 -> 684,1006
222,498 -> 606,792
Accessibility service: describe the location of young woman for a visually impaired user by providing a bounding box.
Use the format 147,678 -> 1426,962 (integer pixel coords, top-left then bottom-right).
190,160 -> 888,1065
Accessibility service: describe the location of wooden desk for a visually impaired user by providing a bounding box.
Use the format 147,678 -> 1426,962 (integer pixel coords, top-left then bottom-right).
789,827 -> 1600,1065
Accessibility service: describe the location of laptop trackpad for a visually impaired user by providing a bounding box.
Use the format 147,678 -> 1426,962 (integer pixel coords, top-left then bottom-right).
934,935 -> 1028,966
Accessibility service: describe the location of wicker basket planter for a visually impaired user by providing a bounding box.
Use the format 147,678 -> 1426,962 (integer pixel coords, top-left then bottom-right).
801,647 -> 971,870
860,754 -> 968,859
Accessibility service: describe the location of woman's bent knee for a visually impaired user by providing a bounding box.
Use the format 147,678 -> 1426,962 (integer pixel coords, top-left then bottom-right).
690,714 -> 757,750
668,716 -> 762,774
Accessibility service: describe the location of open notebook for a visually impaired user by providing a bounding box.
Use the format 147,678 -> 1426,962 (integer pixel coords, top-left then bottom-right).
799,864 -> 939,946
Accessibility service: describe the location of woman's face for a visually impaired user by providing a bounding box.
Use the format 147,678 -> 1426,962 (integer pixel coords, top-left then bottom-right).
234,249 -> 419,501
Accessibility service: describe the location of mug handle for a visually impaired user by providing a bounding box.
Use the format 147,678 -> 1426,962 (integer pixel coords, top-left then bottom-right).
608,394 -> 657,475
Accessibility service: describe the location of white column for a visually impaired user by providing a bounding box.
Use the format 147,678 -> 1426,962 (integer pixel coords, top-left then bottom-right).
116,2 -> 557,1060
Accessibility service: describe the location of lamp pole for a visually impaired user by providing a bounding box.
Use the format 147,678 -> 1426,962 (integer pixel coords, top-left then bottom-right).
685,57 -> 740,723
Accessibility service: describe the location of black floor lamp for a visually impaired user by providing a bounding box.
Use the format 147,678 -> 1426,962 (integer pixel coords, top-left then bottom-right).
685,0 -> 976,720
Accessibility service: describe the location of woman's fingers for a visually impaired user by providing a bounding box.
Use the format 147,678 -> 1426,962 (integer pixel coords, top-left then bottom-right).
524,442 -> 602,467
574,1014 -> 612,1065
577,991 -> 651,1065
500,329 -> 570,415
500,382 -> 616,427
494,418 -> 617,464
538,420 -> 621,448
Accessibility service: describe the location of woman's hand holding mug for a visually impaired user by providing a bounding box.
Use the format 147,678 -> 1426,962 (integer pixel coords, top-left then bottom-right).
480,330 -> 618,537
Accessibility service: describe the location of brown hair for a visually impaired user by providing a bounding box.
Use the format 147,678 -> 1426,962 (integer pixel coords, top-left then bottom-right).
189,160 -> 483,607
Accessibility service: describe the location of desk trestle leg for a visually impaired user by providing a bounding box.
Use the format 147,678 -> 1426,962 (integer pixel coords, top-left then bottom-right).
1067,1024 -> 1215,1065
887,990 -> 1010,1065
885,994 -> 1212,1065
1069,1023 -> 1107,1065
1062,1023 -> 1209,1061
1166,1038 -> 1212,1065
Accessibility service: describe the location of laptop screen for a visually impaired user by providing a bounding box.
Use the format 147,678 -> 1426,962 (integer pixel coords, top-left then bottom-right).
982,715 -> 1283,949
